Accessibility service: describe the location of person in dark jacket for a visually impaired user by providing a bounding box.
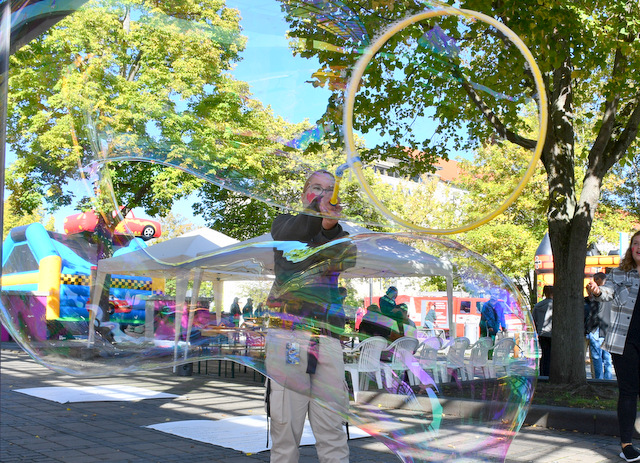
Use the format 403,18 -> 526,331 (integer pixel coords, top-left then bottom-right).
230,297 -> 241,326
532,285 -> 553,377
265,169 -> 355,463
584,272 -> 613,379
242,298 -> 254,318
358,304 -> 392,339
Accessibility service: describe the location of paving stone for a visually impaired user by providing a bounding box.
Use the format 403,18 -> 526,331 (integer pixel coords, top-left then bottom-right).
1,346 -> 628,463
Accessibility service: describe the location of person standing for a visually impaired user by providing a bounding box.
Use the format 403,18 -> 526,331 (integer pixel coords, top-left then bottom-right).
254,302 -> 266,318
230,297 -> 241,327
379,286 -> 402,338
265,169 -> 355,463
242,297 -> 254,318
584,272 -> 613,380
424,302 -> 437,330
533,285 -> 553,377
480,294 -> 506,341
588,230 -> 640,462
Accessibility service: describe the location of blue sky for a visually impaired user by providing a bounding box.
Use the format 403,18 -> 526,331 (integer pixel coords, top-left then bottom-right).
227,0 -> 331,124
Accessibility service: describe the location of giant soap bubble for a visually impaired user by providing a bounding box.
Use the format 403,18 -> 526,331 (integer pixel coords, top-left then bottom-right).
3,227 -> 538,461
1,1 -> 542,462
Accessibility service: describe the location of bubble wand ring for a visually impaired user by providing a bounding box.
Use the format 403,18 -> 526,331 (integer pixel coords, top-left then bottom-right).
342,7 -> 548,234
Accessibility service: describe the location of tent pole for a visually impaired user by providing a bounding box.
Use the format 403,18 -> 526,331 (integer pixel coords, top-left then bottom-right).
214,279 -> 223,325
87,266 -> 107,347
173,276 -> 188,372
184,269 -> 202,361
446,274 -> 454,339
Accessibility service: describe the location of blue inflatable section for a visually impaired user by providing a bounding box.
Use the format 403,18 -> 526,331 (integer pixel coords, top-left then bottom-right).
2,223 -> 154,323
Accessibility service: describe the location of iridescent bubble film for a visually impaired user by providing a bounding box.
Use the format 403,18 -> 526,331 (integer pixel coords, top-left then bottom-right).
3,225 -> 538,461
2,1 -> 541,462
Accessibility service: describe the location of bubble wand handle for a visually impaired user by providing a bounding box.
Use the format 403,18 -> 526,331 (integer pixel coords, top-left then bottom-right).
329,159 -> 358,206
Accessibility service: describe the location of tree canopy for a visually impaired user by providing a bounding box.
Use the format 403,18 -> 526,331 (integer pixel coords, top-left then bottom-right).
5,0 -> 394,241
6,0 -> 286,231
281,0 -> 640,384
2,200 -> 54,240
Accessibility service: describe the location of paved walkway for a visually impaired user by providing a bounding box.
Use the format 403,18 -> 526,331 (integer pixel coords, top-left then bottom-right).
0,347 -> 624,463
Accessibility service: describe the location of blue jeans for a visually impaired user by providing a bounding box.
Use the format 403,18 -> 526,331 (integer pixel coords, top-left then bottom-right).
587,330 -> 613,380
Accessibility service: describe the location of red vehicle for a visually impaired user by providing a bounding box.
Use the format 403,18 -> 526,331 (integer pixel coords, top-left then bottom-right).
64,209 -> 162,241
107,296 -> 133,315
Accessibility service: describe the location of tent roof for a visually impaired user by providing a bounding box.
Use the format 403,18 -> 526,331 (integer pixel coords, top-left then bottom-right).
201,232 -> 453,280
96,227 -> 241,279
218,223 -> 453,279
97,224 -> 452,282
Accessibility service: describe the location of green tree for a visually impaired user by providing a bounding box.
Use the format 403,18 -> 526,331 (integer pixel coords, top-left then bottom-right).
453,141 -> 636,307
4,1 -> 399,248
284,0 -> 640,385
154,211 -> 200,242
2,200 -> 54,240
5,0 -> 284,240
452,141 -> 548,304
451,0 -> 640,386
194,133 -> 390,240
600,151 -> 640,221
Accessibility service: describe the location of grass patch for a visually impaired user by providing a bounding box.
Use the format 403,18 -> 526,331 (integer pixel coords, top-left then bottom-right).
532,381 -> 620,410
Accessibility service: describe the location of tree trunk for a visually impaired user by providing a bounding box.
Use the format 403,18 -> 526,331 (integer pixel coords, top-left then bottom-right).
543,51 -> 589,385
547,218 -> 589,384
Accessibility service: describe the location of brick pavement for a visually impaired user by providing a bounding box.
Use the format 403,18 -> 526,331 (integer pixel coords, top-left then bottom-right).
0,346 -> 625,463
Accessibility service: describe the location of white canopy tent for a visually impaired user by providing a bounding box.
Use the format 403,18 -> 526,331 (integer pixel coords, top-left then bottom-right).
90,225 -> 456,364
89,228 -> 243,364
222,224 -> 455,332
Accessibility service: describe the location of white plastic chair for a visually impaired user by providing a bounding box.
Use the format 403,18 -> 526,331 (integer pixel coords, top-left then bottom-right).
474,337 -> 494,350
465,341 -> 492,379
421,336 -> 443,350
381,336 -> 420,388
344,336 -> 388,400
412,344 -> 443,385
439,336 -> 470,381
488,337 -> 516,377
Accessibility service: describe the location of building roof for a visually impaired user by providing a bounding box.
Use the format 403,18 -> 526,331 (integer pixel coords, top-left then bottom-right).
433,157 -> 460,183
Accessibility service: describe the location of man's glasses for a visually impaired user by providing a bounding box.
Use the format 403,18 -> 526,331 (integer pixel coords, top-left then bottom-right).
307,184 -> 334,196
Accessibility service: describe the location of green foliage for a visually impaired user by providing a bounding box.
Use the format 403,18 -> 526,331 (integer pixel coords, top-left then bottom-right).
281,0 -> 544,178
154,212 -> 200,242
233,282 -> 273,308
416,275 -> 449,293
6,0 -> 278,230
460,223 -> 540,279
452,139 -> 548,282
600,151 -> 640,223
590,202 -> 639,245
193,133 -> 392,238
2,200 -> 55,240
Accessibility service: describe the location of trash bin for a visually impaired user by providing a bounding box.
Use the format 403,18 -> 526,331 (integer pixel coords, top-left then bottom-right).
464,321 -> 479,344
176,362 -> 193,376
